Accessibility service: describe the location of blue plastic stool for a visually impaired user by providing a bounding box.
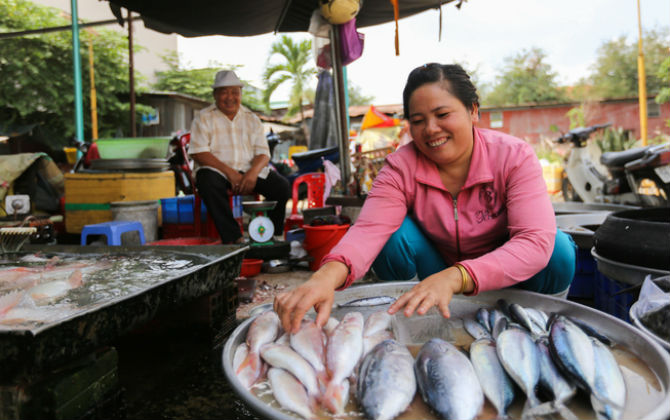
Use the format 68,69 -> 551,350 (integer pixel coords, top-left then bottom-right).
81,221 -> 146,246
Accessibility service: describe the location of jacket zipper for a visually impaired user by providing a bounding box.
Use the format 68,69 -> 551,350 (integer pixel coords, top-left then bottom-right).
453,197 -> 461,260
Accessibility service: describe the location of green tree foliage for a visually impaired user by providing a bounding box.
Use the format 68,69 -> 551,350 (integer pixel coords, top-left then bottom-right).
262,36 -> 316,120
655,56 -> 670,104
0,0 -> 138,147
588,28 -> 669,99
484,47 -> 567,106
347,82 -> 375,106
152,53 -> 265,111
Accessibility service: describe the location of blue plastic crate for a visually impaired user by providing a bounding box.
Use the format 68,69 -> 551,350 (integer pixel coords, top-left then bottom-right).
160,195 -> 208,224
594,270 -> 634,322
568,248 -> 596,299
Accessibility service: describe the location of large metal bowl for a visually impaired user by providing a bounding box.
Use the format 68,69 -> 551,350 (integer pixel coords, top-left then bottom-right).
222,282 -> 670,420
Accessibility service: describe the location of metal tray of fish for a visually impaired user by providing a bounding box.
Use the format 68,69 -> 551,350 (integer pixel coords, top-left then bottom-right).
0,244 -> 247,376
222,282 -> 670,420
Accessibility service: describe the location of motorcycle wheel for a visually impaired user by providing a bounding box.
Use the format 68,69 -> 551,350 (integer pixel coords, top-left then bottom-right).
562,177 -> 582,202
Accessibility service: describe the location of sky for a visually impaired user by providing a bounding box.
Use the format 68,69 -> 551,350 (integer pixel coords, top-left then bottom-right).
177,0 -> 670,105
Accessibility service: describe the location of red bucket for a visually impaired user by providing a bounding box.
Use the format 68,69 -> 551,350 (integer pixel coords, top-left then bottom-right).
302,224 -> 350,271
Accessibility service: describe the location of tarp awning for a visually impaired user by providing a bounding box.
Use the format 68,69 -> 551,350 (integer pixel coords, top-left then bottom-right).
104,0 -> 456,37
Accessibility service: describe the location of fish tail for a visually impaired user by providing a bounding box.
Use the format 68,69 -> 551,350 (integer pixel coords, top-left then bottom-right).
520,395 -> 542,420
235,352 -> 262,388
0,291 -> 23,317
322,380 -> 347,414
316,370 -> 330,394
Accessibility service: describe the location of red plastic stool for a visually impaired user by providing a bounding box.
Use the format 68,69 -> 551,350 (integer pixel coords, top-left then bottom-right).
284,172 -> 326,235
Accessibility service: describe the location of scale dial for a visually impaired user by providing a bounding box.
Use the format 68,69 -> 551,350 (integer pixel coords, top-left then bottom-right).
248,216 -> 274,243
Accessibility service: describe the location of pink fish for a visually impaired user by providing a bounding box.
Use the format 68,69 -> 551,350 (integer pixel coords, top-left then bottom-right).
236,310 -> 280,388
323,312 -> 364,414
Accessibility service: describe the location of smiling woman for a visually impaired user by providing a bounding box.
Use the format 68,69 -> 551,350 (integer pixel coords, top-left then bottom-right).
274,63 -> 578,335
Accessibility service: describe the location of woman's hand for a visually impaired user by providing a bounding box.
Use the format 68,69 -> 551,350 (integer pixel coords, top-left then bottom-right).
273,261 -> 348,333
388,266 -> 466,318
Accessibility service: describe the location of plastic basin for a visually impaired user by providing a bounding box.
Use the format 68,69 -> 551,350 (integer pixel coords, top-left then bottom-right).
240,258 -> 263,277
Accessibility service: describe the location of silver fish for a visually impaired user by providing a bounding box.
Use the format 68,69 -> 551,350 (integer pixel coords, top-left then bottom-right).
475,307 -> 492,333
323,311 -> 364,414
337,295 -> 396,308
496,327 -> 542,411
549,315 -> 595,394
267,367 -> 314,420
510,303 -> 545,337
464,316 -> 492,340
525,336 -> 578,420
590,337 -> 626,420
237,310 -> 280,388
469,338 -> 515,418
525,307 -> 549,333
489,309 -> 510,339
414,338 -> 484,420
357,339 -> 416,420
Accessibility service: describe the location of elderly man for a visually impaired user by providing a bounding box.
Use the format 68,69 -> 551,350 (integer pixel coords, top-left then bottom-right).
189,70 -> 290,244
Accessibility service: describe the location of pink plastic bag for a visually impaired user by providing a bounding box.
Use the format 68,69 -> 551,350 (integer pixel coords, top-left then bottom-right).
339,18 -> 364,65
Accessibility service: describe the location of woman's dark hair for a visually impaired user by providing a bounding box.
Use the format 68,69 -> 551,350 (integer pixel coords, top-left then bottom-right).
402,63 -> 479,118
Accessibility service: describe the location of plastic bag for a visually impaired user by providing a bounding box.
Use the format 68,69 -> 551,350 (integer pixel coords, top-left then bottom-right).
636,275 -> 670,316
339,18 -> 364,66
323,158 -> 341,200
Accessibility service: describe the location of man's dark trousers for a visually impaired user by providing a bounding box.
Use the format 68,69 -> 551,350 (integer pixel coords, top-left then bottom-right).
195,168 -> 290,243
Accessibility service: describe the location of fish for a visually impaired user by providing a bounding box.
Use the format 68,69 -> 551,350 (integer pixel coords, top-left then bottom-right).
323,311 -> 364,414
548,314 -> 596,395
290,321 -> 328,388
496,327 -> 542,413
0,291 -> 24,318
323,317 -> 340,337
267,367 -> 314,420
469,337 -> 515,418
27,269 -> 83,303
525,307 -> 549,334
236,310 -> 280,388
260,343 -> 320,397
232,343 -> 249,373
357,339 -> 416,420
489,309 -> 511,339
464,316 -> 492,340
509,303 -> 546,337
491,315 -> 509,341
363,310 -> 393,338
590,337 -> 626,420
275,332 -> 290,345
363,330 -> 394,357
337,296 -> 396,308
414,338 -> 484,420
525,336 -> 578,420
475,307 -> 492,333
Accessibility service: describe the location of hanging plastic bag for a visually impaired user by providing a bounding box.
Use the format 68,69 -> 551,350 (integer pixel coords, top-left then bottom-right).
339,18 -> 364,66
322,158 -> 341,200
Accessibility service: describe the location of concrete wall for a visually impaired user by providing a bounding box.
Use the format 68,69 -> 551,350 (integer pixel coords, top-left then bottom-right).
35,0 -> 177,85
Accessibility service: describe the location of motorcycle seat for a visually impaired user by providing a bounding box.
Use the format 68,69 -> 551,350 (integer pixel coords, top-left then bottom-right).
291,146 -> 340,163
600,146 -> 652,169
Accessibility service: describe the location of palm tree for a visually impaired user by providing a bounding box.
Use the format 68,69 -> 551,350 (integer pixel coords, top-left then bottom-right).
263,35 -> 316,121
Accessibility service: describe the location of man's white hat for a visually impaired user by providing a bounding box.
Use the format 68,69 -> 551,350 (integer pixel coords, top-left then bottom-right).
212,70 -> 243,88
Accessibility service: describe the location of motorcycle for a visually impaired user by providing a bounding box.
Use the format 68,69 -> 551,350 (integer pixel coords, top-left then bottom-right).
555,123 -> 670,207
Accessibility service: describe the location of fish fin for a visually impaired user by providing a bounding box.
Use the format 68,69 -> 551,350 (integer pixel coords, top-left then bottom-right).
235,352 -> 261,385
555,402 -> 579,420
0,291 -> 24,316
322,380 -> 348,414
520,396 -> 542,420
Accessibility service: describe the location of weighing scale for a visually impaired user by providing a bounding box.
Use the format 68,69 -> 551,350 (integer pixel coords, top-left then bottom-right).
242,201 -> 277,246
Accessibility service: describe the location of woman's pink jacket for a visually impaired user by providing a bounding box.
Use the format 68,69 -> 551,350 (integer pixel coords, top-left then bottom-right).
322,127 -> 556,294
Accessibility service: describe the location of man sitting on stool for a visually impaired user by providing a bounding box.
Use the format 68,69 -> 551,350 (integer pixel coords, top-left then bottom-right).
189,70 -> 290,244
